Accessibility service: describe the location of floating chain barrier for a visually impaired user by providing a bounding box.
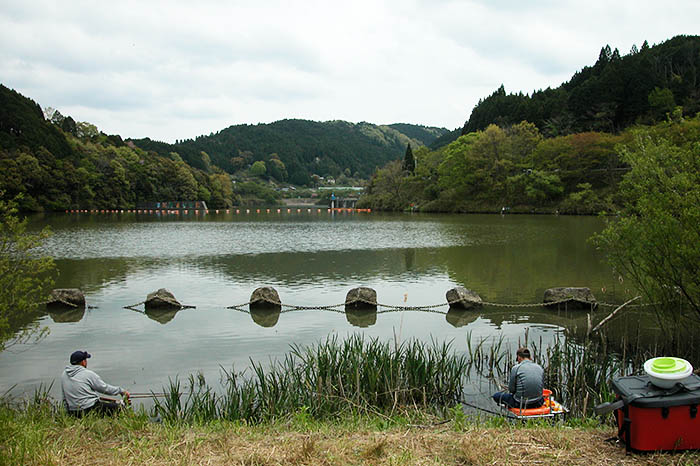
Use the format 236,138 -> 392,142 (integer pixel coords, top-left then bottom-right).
33,296 -> 659,314
225,297 -> 599,315
31,299 -> 98,309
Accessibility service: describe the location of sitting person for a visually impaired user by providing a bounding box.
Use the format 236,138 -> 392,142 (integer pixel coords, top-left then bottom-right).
492,347 -> 544,409
60,350 -> 130,416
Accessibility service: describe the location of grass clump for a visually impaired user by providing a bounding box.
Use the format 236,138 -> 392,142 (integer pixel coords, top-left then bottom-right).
153,334 -> 469,424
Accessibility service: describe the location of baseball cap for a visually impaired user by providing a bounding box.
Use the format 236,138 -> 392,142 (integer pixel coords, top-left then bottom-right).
70,350 -> 92,365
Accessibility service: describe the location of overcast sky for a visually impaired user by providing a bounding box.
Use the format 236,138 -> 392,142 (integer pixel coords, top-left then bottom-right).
1,1 -> 698,142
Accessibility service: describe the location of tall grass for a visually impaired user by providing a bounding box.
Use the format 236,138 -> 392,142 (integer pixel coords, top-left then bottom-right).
153,334 -> 468,424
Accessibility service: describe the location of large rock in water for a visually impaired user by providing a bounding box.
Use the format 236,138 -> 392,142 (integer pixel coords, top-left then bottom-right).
145,288 -> 182,310
446,287 -> 482,309
249,287 -> 282,309
345,287 -> 377,310
543,287 -> 597,309
47,289 -> 86,309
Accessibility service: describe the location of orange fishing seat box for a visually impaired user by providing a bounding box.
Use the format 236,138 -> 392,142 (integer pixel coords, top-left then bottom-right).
612,374 -> 700,452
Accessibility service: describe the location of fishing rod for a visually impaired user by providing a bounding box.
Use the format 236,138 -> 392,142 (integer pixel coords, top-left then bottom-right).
125,392 -> 191,399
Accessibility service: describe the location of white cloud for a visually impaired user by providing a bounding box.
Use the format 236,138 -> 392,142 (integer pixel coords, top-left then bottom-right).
1,0 -> 698,142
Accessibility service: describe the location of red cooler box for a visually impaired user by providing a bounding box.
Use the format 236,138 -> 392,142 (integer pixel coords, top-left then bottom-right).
612,374 -> 700,452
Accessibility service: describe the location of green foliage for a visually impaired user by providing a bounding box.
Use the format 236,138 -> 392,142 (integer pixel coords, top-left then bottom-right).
359,161 -> 420,211
560,183 -> 605,214
402,144 -> 415,174
0,84 -> 72,158
0,194 -> 55,350
594,129 -> 700,321
0,85 -> 246,210
153,335 -> 468,424
133,119 -> 449,182
462,35 -> 700,136
506,170 -> 564,206
249,160 -> 267,177
360,115 -> 700,214
648,87 -> 676,121
451,404 -> 467,432
233,181 -> 280,206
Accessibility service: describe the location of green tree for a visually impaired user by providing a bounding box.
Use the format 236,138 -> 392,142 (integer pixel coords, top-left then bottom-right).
506,170 -> 563,206
402,144 -> 415,174
594,132 -> 700,322
0,194 -> 55,349
267,156 -> 288,181
173,162 -> 198,199
648,87 -> 676,122
250,160 -> 267,177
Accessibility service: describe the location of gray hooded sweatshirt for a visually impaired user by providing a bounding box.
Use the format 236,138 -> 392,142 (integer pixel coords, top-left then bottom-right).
508,359 -> 544,404
61,364 -> 124,410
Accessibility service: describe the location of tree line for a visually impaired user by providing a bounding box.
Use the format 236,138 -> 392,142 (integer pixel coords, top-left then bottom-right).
358,115 -> 700,215
0,84 -> 246,210
460,36 -> 700,139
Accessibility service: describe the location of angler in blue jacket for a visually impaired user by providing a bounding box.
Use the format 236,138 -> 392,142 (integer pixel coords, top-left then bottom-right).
60,350 -> 130,416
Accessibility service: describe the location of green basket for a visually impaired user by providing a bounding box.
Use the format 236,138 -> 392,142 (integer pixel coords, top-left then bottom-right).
650,357 -> 689,374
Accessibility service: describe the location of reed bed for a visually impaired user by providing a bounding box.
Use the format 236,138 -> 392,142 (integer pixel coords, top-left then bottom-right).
153,334 -> 469,424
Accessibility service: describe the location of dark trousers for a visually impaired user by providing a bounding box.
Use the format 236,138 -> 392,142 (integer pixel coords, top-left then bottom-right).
492,391 -> 543,409
68,399 -> 123,417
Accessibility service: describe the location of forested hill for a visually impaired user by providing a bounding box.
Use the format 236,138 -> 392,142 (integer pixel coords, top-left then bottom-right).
0,83 -> 448,211
461,35 -> 700,138
133,120 -> 448,185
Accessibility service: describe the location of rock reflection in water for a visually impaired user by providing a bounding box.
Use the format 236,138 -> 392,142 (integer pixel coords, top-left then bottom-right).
445,308 -> 479,328
48,307 -> 85,323
145,308 -> 181,324
250,305 -> 281,328
345,307 -> 377,328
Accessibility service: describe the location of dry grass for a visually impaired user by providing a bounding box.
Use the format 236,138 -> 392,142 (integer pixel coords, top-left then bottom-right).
14,422 -> 700,466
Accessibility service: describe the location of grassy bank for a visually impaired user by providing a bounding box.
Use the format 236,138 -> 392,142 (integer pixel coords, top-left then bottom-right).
3,405 -> 699,465
3,335 -> 700,464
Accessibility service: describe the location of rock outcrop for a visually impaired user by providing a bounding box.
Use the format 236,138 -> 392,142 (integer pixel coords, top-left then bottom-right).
47,289 -> 86,309
249,287 -> 282,310
345,287 -> 377,310
145,288 -> 182,310
446,287 -> 482,310
543,287 -> 597,309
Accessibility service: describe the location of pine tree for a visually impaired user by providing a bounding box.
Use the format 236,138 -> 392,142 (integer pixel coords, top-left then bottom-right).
402,143 -> 415,174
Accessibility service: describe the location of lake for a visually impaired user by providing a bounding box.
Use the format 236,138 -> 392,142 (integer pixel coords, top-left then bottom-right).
0,211 -> 651,408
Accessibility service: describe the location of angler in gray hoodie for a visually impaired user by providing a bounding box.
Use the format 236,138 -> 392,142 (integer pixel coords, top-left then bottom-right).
61,350 -> 130,416
491,347 -> 544,409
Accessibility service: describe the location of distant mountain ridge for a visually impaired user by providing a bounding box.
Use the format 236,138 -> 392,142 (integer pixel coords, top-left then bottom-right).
133,119 -> 448,184
425,35 -> 700,149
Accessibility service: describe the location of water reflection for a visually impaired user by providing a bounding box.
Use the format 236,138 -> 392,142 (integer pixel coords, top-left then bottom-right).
144,308 -> 181,324
3,213 -> 657,404
250,306 -> 282,328
346,308 -> 377,328
48,307 -> 85,323
446,309 -> 479,328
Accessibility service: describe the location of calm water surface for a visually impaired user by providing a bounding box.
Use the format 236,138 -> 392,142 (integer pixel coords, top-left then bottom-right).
0,211 -> 648,408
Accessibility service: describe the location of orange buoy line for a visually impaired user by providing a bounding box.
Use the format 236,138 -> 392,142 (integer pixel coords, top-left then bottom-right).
70,207 -> 372,215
